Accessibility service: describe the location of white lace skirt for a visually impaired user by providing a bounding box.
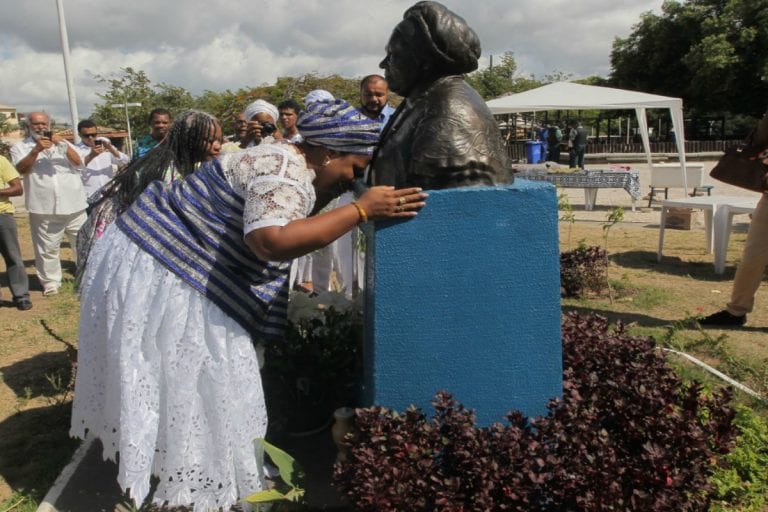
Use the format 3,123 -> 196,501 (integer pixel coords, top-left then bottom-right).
70,225 -> 268,511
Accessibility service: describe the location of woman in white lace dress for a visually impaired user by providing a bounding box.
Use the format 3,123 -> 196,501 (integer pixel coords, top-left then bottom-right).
70,99 -> 427,511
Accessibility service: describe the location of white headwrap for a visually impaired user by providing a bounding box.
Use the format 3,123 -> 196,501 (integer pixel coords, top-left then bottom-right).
243,99 -> 278,123
303,89 -> 335,106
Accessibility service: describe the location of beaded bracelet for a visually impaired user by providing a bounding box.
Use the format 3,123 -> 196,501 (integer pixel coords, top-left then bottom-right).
351,201 -> 368,224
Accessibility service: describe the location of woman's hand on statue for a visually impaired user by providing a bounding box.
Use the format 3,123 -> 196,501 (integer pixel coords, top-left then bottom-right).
357,186 -> 427,221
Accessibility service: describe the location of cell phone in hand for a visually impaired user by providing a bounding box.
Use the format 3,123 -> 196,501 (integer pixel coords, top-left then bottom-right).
94,139 -> 103,147
43,130 -> 53,139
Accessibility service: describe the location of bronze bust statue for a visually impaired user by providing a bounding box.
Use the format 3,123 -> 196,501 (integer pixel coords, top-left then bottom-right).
369,1 -> 510,190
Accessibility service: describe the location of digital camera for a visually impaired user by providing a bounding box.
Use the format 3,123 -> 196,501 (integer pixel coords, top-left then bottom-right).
260,122 -> 277,136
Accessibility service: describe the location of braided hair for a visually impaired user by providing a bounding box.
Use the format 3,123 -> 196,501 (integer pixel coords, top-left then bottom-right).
105,109 -> 220,207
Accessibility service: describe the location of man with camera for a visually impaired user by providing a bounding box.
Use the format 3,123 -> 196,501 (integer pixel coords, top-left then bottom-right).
10,111 -> 87,296
243,99 -> 281,148
76,119 -> 130,198
220,100 -> 281,153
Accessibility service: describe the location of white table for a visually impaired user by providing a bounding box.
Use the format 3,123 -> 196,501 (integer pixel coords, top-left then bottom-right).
713,198 -> 760,274
515,168 -> 641,211
657,196 -> 761,267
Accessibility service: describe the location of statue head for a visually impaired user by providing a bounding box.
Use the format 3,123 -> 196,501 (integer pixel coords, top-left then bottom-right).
380,1 -> 481,96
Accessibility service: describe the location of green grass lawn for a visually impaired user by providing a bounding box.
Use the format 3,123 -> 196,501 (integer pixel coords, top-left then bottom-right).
0,216 -> 766,511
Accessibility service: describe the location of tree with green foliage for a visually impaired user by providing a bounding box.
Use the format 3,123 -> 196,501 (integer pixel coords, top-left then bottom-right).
90,69 -> 368,141
611,0 -> 768,118
90,67 -> 178,139
466,51 -> 546,100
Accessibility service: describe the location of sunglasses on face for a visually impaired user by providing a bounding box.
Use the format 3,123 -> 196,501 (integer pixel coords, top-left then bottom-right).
80,133 -> 98,138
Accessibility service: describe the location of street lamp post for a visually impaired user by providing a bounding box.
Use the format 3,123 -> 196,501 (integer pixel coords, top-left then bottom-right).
111,102 -> 142,156
55,0 -> 79,142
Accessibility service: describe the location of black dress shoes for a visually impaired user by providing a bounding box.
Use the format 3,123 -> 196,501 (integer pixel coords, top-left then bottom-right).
15,299 -> 33,311
699,310 -> 746,327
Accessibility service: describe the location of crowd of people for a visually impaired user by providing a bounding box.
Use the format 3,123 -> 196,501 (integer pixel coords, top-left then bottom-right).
530,120 -> 587,168
1,70 -> 427,510
1,75 -> 401,307
1,1 -> 514,507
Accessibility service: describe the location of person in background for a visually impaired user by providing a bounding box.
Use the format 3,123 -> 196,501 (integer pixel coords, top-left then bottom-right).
75,110 -> 222,284
318,76 -> 398,296
304,89 -> 334,106
0,155 -> 32,310
132,108 -> 171,159
538,123 -> 549,162
278,99 -> 302,143
699,110 -> 768,327
547,122 -> 563,164
568,119 -> 588,169
10,111 -> 86,296
70,99 -> 426,511
359,74 -> 397,129
291,90 -> 336,291
76,119 -> 130,199
226,112 -> 248,143
220,111 -> 249,153
240,99 -> 282,149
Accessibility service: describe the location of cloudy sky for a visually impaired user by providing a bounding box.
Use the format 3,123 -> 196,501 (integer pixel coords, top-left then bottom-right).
0,0 -> 664,124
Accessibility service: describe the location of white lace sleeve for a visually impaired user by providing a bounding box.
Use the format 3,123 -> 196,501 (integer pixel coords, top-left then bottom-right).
218,144 -> 316,235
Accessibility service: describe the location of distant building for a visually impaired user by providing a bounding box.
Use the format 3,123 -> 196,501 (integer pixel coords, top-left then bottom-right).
58,126 -> 130,151
0,104 -> 18,122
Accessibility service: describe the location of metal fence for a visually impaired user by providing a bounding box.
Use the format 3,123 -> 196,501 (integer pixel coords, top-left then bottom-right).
506,139 -> 740,162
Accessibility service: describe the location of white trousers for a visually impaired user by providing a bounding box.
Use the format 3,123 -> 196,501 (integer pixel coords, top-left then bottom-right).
28,210 -> 86,290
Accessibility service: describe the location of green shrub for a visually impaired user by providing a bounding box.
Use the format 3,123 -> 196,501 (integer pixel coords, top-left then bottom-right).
560,244 -> 607,298
710,405 -> 768,511
262,291 -> 362,435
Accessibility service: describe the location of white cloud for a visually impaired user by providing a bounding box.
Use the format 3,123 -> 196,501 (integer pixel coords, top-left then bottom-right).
0,0 -> 663,123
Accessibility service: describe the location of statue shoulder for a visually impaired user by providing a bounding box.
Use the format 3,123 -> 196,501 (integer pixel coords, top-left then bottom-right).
422,76 -> 493,121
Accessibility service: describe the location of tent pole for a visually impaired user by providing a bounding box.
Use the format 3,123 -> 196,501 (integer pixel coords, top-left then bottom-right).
635,107 -> 654,174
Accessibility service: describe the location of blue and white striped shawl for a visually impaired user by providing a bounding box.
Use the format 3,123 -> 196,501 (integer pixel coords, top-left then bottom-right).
116,159 -> 290,342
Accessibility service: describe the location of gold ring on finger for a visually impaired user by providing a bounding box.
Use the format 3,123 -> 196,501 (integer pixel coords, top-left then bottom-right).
398,197 -> 407,205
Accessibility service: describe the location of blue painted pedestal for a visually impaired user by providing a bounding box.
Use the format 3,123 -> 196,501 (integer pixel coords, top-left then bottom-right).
362,180 -> 562,425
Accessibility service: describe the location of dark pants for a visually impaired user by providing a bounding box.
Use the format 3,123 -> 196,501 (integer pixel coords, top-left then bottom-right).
0,213 -> 30,301
548,144 -> 561,163
569,145 -> 586,169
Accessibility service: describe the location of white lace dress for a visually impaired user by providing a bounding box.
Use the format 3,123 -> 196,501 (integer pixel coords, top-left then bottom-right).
70,143 -> 316,511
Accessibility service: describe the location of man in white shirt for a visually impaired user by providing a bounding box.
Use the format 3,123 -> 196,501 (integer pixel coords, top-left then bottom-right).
10,111 -> 87,296
76,119 -> 129,198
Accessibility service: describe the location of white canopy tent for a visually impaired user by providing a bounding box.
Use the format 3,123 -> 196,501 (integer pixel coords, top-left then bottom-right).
486,81 -> 689,189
